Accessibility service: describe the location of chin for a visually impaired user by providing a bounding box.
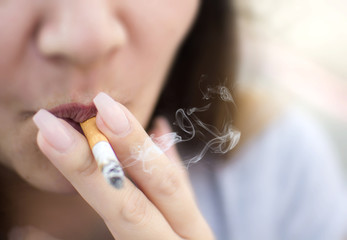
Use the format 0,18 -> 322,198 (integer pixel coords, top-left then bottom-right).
16,164 -> 77,194
10,133 -> 78,194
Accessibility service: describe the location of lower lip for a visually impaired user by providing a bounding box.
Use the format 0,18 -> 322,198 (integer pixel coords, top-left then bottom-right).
23,111 -> 85,135
63,118 -> 83,135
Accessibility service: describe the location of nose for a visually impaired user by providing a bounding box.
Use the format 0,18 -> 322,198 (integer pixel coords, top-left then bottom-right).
37,1 -> 126,68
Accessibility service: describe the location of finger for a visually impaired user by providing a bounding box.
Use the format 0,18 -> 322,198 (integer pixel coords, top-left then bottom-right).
150,117 -> 182,165
150,117 -> 195,204
150,117 -> 190,182
93,92 -> 214,239
33,109 -> 180,240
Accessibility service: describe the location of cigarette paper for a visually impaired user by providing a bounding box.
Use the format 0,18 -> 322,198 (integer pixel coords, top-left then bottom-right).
80,117 -> 124,189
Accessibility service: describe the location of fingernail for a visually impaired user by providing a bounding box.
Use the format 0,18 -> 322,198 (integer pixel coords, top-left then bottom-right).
93,92 -> 130,135
33,109 -> 73,152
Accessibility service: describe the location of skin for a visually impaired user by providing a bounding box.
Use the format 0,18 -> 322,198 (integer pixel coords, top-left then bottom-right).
0,0 -> 214,239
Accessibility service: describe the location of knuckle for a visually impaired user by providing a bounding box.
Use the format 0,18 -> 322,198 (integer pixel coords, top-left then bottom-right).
74,156 -> 98,178
155,166 -> 182,197
66,142 -> 99,178
120,189 -> 151,226
180,219 -> 215,240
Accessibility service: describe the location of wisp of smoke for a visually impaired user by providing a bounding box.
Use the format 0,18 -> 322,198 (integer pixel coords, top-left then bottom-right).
152,104 -> 240,168
125,78 -> 240,172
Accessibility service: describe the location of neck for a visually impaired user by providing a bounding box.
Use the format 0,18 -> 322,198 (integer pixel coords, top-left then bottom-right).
0,165 -> 112,240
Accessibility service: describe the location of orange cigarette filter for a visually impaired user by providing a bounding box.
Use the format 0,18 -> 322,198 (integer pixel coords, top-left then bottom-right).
80,117 -> 125,189
80,117 -> 108,149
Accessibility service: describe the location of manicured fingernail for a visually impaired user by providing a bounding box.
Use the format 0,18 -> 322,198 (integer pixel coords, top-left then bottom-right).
93,92 -> 130,135
33,109 -> 73,152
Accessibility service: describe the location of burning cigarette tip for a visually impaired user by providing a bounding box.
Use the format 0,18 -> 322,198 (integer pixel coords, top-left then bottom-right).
80,117 -> 125,189
102,160 -> 124,189
109,177 -> 124,189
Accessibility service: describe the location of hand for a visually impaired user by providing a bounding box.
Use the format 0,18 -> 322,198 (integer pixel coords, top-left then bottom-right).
33,92 -> 214,240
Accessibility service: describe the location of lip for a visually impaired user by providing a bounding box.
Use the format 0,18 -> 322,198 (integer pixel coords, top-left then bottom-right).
49,103 -> 97,134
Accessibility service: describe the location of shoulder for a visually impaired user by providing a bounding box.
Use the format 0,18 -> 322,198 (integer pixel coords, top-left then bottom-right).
229,107 -> 347,239
189,89 -> 347,239
231,105 -> 343,190
250,107 -> 338,159
233,86 -> 340,165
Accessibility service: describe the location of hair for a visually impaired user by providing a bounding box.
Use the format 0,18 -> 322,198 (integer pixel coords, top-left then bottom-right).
154,0 -> 237,130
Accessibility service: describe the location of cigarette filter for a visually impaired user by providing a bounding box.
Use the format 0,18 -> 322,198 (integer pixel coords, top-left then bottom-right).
80,117 -> 124,189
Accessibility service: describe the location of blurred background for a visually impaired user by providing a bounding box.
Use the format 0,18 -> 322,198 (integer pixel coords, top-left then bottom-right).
233,0 -> 347,176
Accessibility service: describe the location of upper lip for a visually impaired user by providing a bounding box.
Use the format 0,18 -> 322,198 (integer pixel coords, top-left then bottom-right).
49,103 -> 97,123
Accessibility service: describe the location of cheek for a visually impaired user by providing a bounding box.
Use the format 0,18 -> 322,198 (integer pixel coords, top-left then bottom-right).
0,2 -> 67,108
110,0 -> 199,123
119,0 -> 199,73
127,0 -> 199,51
0,1 -> 38,83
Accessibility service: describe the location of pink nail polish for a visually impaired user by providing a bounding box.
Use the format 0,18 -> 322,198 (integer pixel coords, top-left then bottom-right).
33,109 -> 73,152
93,92 -> 130,135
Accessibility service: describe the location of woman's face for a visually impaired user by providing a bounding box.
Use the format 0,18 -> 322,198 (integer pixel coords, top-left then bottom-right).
0,0 -> 199,192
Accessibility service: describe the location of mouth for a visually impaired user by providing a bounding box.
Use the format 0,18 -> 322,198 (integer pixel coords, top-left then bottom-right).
49,103 -> 97,134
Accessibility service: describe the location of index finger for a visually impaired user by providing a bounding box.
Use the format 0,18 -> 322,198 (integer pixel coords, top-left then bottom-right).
93,92 -> 214,240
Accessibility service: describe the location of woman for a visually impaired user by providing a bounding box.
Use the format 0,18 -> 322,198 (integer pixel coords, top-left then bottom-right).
0,0 -> 232,239
0,0 -> 346,240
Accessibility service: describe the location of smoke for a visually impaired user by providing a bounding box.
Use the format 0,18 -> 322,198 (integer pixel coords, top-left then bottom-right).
199,75 -> 235,103
201,85 -> 235,102
152,105 -> 240,169
152,79 -> 240,168
125,78 -> 240,172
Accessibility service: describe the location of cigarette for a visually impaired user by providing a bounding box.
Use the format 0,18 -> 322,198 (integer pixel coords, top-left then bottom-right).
80,117 -> 124,189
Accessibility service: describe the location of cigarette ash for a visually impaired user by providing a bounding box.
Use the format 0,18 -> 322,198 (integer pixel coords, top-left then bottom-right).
126,76 -> 240,172
103,161 -> 124,189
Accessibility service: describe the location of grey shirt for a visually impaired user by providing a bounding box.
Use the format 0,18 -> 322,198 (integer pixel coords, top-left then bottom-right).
188,109 -> 347,240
